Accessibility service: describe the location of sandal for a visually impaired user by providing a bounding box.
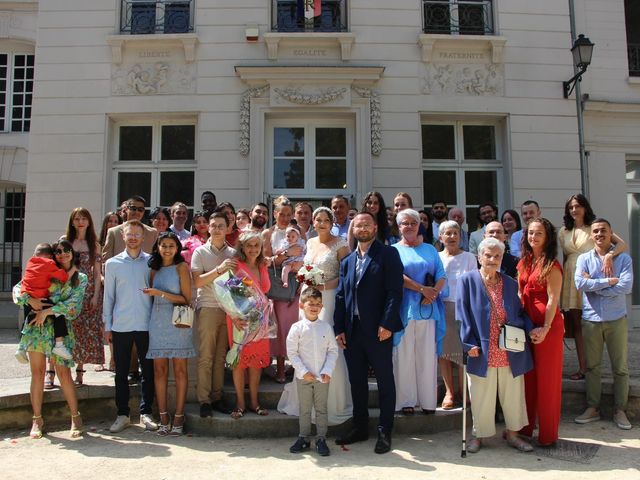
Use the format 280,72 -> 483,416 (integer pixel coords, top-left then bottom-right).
230,407 -> 245,419
74,369 -> 86,386
30,415 -> 44,439
44,370 -> 55,390
569,371 -> 585,381
70,412 -> 83,438
401,407 -> 415,415
441,397 -> 455,410
169,414 -> 184,436
157,412 -> 171,436
253,405 -> 268,416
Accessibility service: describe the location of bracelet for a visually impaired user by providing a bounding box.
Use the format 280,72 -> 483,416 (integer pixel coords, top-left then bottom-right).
161,293 -> 165,299
543,323 -> 551,329
215,266 -> 221,275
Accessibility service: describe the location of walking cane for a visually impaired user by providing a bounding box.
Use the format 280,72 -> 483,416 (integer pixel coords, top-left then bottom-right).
461,351 -> 468,458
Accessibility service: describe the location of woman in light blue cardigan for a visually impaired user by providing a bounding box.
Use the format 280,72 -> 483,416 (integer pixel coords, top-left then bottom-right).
457,237 -> 534,454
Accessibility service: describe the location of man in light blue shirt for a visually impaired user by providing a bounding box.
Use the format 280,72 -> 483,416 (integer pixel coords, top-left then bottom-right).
510,200 -> 541,258
103,219 -> 155,433
573,218 -> 633,430
330,195 -> 351,239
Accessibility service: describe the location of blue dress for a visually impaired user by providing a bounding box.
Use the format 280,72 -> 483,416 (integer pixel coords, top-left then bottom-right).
147,264 -> 196,359
392,242 -> 448,355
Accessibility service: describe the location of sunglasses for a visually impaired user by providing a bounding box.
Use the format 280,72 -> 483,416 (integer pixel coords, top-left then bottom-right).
54,247 -> 72,255
127,205 -> 146,213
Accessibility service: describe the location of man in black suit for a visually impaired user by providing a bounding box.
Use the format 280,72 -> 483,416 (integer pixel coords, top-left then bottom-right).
484,221 -> 518,278
334,212 -> 404,454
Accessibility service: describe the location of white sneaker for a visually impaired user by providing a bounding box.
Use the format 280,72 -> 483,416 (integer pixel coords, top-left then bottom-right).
52,344 -> 73,360
14,349 -> 29,364
140,413 -> 158,431
613,410 -> 632,430
109,415 -> 131,433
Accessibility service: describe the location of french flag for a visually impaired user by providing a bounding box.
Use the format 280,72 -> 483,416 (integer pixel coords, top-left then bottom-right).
297,0 -> 321,20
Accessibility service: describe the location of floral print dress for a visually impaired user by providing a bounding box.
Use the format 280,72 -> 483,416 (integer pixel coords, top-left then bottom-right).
14,273 -> 88,368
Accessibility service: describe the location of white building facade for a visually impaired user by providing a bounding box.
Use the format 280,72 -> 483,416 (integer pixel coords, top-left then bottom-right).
0,0 -> 637,322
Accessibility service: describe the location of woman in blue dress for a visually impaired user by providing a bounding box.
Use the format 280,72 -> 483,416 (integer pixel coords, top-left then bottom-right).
143,232 -> 195,436
392,208 -> 448,414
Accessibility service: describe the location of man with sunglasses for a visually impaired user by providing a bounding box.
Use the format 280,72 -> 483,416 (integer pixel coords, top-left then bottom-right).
103,195 -> 158,261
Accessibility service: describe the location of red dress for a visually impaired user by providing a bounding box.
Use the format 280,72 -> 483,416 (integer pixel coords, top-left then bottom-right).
518,259 -> 564,445
226,261 -> 271,369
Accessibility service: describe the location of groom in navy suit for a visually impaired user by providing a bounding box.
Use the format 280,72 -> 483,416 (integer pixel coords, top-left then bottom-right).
334,211 -> 404,454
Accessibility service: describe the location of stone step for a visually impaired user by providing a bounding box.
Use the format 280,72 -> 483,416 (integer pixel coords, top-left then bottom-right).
184,403 -> 466,438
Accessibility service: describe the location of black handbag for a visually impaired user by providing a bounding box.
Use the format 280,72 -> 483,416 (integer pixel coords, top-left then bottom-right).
266,264 -> 299,302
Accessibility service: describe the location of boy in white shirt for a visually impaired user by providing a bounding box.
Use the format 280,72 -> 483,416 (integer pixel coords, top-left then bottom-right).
287,288 -> 338,456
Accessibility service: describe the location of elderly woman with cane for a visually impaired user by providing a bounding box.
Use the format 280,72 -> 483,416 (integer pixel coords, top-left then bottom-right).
456,237 -> 534,453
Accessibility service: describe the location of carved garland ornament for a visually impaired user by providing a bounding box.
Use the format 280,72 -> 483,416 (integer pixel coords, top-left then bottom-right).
273,86 -> 347,105
239,85 -> 269,156
353,87 -> 382,156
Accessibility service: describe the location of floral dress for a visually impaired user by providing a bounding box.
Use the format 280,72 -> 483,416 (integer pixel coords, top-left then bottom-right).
14,273 -> 88,368
72,251 -> 105,365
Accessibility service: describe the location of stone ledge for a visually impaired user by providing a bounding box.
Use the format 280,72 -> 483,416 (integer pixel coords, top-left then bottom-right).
263,32 -> 356,61
106,33 -> 199,64
418,33 -> 507,63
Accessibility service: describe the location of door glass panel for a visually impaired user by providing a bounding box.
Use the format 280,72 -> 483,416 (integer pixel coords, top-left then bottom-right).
161,125 -> 195,160
316,128 -> 346,156
274,159 -> 304,189
117,172 -> 151,205
274,127 -> 304,156
316,159 -> 346,189
463,125 -> 496,160
628,193 -> 640,304
625,159 -> 640,180
160,171 -> 194,206
423,170 -> 456,206
422,125 -> 455,159
465,170 -> 497,205
119,126 -> 152,161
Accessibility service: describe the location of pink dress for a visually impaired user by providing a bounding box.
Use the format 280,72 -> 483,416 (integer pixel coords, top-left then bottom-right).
181,234 -> 207,266
485,278 -> 509,369
226,261 -> 271,369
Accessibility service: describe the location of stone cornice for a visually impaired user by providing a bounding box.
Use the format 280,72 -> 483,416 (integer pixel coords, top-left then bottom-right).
263,32 -> 355,61
234,65 -> 385,87
418,33 -> 507,63
106,33 -> 198,64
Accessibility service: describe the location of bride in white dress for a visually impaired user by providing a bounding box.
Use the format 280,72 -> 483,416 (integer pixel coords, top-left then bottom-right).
277,206 -> 353,424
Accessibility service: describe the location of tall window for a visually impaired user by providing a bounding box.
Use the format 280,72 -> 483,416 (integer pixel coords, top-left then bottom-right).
113,120 -> 196,210
267,119 -> 354,197
120,0 -> 195,34
422,120 -> 502,229
272,0 -> 348,32
0,53 -> 34,132
422,0 -> 494,35
625,0 -> 640,76
626,157 -> 640,306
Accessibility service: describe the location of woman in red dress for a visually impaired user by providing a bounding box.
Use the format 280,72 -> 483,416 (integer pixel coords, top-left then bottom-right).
227,231 -> 271,419
517,217 -> 564,446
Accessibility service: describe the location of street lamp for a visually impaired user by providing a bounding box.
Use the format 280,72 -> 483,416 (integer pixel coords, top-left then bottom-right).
563,34 -> 595,98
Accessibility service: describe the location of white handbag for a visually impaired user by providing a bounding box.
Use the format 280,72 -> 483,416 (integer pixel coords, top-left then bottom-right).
499,324 -> 526,352
172,304 -> 194,328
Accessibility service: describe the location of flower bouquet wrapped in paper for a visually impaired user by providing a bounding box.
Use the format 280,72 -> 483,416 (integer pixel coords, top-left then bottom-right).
213,270 -> 275,368
295,263 -> 325,287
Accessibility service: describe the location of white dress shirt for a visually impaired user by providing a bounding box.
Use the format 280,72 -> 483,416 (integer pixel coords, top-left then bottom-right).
286,316 -> 339,380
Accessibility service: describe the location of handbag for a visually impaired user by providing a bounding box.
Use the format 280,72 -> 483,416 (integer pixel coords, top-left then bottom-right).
172,304 -> 194,328
266,263 -> 299,302
499,324 -> 526,352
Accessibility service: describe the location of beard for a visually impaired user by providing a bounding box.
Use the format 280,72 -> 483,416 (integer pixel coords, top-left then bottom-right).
251,216 -> 266,228
354,230 -> 376,243
433,211 -> 446,221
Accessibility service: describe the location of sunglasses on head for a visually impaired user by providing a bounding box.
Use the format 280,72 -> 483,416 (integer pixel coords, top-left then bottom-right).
54,247 -> 72,255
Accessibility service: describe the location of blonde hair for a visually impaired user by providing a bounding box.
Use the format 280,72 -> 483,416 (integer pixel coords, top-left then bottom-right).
235,231 -> 265,264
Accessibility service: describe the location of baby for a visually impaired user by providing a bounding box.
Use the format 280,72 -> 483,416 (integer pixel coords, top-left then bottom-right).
276,225 -> 306,287
15,242 -> 71,363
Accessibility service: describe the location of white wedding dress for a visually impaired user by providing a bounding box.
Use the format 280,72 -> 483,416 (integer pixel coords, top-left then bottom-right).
277,236 -> 353,425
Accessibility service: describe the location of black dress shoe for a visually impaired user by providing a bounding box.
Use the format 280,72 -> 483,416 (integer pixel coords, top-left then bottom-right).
335,428 -> 369,445
316,437 -> 330,456
289,436 -> 311,453
211,400 -> 231,415
374,427 -> 392,454
199,403 -> 213,418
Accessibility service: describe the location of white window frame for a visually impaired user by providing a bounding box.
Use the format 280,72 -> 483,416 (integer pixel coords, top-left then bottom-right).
111,118 -> 197,209
421,118 -> 503,228
266,118 -> 355,198
626,154 -> 640,310
0,51 -> 35,133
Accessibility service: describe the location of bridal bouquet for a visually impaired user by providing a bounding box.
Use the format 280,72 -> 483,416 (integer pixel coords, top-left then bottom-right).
213,271 -> 275,368
296,263 -> 325,287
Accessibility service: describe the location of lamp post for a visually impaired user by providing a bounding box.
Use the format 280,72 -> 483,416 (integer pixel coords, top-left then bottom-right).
563,34 -> 595,98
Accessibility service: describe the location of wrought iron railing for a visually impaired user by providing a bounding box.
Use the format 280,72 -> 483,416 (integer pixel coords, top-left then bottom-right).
0,186 -> 24,292
272,0 -> 348,32
422,0 -> 494,35
629,44 -> 640,77
120,0 -> 194,34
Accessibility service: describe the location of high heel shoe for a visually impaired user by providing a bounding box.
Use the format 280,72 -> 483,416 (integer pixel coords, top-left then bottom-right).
157,412 -> 171,437
30,415 -> 44,439
169,413 -> 184,436
70,412 -> 83,438
74,369 -> 86,386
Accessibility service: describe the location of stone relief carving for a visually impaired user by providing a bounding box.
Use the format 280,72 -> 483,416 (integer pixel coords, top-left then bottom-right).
422,63 -> 503,96
112,62 -> 196,95
239,85 -> 269,156
273,86 -> 347,105
353,87 -> 382,156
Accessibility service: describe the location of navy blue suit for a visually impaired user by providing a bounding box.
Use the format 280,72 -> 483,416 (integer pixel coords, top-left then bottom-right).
334,240 -> 404,432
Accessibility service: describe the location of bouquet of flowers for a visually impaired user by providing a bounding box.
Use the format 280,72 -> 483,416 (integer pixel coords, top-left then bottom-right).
213,271 -> 275,368
296,263 -> 325,287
